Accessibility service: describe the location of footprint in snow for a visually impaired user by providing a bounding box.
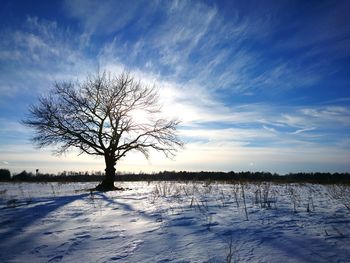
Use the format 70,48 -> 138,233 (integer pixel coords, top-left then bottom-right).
109,240 -> 143,261
96,232 -> 125,241
43,230 -> 64,235
30,244 -> 48,254
74,231 -> 90,238
48,255 -> 63,262
110,254 -> 128,261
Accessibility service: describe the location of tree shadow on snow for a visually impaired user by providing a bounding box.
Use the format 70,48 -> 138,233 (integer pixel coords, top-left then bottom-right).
0,193 -> 89,258
0,191 -> 160,257
93,192 -> 161,221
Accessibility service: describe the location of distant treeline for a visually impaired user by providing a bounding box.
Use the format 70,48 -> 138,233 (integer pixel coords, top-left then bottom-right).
0,169 -> 350,184
0,169 -> 103,182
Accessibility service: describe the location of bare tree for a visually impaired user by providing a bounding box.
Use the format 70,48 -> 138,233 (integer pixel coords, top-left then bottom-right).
23,72 -> 183,191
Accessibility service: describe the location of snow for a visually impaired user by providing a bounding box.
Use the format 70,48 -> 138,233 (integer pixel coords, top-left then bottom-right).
1,181 -> 350,262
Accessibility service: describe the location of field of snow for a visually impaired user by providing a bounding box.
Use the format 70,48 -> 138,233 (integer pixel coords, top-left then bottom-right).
0,181 -> 350,263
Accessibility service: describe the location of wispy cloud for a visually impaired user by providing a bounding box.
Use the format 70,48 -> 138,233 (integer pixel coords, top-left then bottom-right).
0,16 -> 94,98
63,0 -> 159,42
292,127 -> 316,135
62,0 -> 298,94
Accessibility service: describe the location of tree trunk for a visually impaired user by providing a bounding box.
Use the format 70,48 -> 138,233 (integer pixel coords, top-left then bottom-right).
95,154 -> 116,191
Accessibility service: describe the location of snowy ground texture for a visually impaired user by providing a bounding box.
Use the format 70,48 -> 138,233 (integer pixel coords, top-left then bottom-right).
1,181 -> 350,263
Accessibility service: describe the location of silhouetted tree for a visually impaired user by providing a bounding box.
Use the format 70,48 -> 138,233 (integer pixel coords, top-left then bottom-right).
23,72 -> 183,191
0,169 -> 11,181
13,170 -> 32,181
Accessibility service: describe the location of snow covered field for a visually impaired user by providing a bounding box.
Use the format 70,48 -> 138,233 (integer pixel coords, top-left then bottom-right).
0,181 -> 350,263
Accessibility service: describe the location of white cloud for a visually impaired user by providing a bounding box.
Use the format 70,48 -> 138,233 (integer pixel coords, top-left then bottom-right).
63,0 -> 158,40
0,17 -> 95,98
123,141 -> 350,173
292,127 -> 316,135
301,106 -> 350,125
263,125 -> 277,134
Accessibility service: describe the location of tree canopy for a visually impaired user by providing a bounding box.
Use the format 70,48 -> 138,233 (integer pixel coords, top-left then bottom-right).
23,72 -> 183,190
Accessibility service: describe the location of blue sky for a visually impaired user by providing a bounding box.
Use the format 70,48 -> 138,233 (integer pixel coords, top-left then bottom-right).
0,0 -> 349,174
